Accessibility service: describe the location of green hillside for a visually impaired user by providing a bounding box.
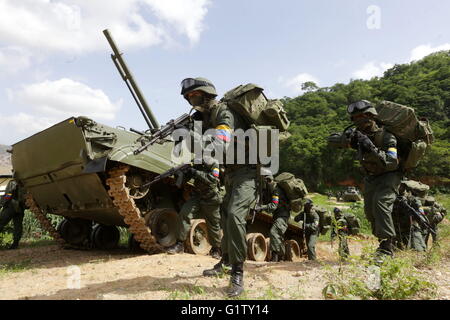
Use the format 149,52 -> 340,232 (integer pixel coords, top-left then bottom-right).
280,51 -> 450,192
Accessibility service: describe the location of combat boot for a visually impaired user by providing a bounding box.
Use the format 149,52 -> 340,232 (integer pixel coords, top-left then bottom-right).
227,262 -> 244,297
166,240 -> 184,255
203,254 -> 231,277
270,251 -> 279,262
209,246 -> 222,260
373,239 -> 394,265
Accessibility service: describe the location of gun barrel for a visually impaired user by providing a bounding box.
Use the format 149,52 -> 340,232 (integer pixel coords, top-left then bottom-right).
103,29 -> 160,130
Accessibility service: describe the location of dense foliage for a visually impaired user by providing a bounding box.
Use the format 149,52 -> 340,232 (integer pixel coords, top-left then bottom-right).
280,51 -> 450,191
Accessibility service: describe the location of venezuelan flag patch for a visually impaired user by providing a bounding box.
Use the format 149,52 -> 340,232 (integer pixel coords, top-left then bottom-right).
387,147 -> 397,158
272,196 -> 279,204
3,193 -> 12,200
212,168 -> 220,178
215,125 -> 232,142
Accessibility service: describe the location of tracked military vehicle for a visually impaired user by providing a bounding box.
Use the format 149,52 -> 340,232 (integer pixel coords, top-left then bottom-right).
342,186 -> 363,202
11,30 -> 304,261
12,30 -> 193,253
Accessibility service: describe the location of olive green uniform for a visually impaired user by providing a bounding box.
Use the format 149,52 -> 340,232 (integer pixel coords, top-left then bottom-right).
0,180 -> 26,247
392,195 -> 427,251
176,167 -> 222,248
295,208 -> 319,260
208,102 -> 257,265
357,128 -> 402,252
261,185 -> 290,257
423,202 -> 446,247
331,215 -> 350,259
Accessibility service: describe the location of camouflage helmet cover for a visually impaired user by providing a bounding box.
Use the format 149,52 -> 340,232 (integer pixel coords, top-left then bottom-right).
180,77 -> 217,97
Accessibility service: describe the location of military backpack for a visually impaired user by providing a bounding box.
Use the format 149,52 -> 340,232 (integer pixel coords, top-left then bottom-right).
343,212 -> 361,235
375,101 -> 434,171
274,172 -> 308,212
316,207 -> 332,235
400,180 -> 430,198
221,84 -> 290,132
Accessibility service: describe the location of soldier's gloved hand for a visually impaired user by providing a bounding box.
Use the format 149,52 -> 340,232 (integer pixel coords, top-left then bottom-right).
357,133 -> 376,152
294,214 -> 301,222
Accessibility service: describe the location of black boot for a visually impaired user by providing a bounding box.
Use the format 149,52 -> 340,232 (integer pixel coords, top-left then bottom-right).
203,254 -> 231,277
227,262 -> 244,297
166,240 -> 184,254
270,251 -> 279,262
373,238 -> 393,265
209,247 -> 222,260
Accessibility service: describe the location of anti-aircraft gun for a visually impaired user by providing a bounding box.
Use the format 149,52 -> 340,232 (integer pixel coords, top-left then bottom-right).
10,30 -> 200,253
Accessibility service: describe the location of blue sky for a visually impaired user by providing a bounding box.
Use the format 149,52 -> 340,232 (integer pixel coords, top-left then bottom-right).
0,0 -> 449,145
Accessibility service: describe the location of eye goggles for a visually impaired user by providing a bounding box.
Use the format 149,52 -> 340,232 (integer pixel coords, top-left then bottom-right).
180,78 -> 215,95
347,100 -> 372,114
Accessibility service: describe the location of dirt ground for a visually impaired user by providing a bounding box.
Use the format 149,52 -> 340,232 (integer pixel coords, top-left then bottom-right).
0,238 -> 449,300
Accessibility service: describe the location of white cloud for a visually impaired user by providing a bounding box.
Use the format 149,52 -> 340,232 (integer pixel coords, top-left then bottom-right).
11,78 -> 121,121
0,46 -> 32,74
352,61 -> 393,80
283,73 -> 320,95
0,113 -> 54,136
409,43 -> 450,62
0,0 -> 211,54
2,78 -> 122,144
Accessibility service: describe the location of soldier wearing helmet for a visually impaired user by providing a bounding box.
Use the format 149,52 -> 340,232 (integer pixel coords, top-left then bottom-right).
294,198 -> 319,260
180,77 -> 258,298
254,168 -> 291,262
165,161 -> 223,259
346,100 -> 403,264
331,207 -> 350,259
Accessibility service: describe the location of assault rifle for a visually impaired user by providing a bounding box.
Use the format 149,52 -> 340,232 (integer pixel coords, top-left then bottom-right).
133,113 -> 191,155
396,196 -> 436,236
142,163 -> 192,188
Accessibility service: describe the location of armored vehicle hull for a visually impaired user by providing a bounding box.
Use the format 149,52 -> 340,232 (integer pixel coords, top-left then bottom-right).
12,116 -> 188,251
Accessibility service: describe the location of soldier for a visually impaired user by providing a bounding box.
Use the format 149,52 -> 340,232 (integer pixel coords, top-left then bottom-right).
330,207 -> 350,260
180,77 -> 257,297
166,163 -> 222,259
346,100 -> 403,263
392,194 -> 427,251
423,201 -> 447,247
294,198 -> 319,260
255,170 -> 290,262
0,179 -> 26,250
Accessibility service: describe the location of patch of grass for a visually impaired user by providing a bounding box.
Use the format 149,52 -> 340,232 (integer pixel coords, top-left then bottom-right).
322,244 -> 438,300
166,282 -> 208,300
256,286 -> 284,300
0,259 -> 33,275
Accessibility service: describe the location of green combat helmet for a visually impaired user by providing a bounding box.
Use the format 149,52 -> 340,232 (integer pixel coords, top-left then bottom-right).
180,77 -> 217,98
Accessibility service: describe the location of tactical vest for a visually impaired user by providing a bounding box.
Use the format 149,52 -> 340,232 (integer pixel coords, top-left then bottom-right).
360,128 -> 397,175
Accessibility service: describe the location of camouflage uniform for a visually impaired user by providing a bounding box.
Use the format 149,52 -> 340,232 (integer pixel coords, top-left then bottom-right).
173,166 -> 222,253
392,195 -> 427,251
0,180 -> 26,249
347,101 -> 403,259
180,77 -> 257,297
295,202 -> 319,260
331,208 -> 350,259
260,183 -> 290,261
423,202 -> 447,247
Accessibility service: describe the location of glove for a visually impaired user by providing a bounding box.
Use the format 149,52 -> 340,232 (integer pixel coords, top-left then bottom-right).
294,214 -> 302,223
357,132 -> 376,152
